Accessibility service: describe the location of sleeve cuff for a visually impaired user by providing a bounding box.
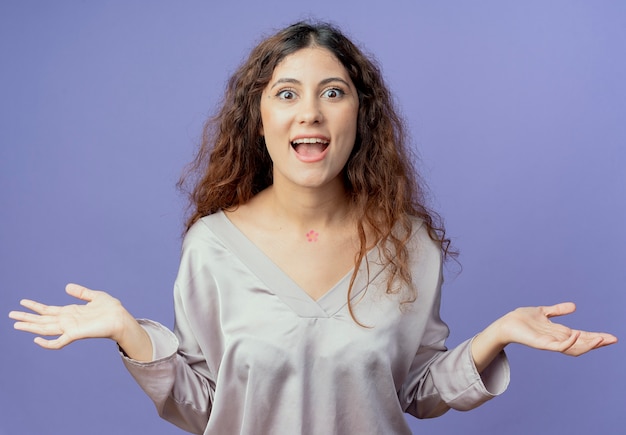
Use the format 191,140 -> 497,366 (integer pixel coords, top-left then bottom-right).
431,336 -> 510,411
119,319 -> 179,364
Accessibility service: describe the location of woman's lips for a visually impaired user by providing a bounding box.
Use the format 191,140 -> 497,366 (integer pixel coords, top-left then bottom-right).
291,137 -> 330,163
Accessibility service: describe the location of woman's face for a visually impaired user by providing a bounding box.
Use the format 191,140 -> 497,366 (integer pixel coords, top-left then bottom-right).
260,47 -> 359,191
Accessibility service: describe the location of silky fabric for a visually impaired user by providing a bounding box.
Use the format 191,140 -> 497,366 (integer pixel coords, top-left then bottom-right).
122,211 -> 510,434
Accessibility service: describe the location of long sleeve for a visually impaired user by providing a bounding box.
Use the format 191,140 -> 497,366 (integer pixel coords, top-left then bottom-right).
121,223 -> 222,434
398,230 -> 510,418
401,329 -> 510,418
121,307 -> 215,433
416,336 -> 509,417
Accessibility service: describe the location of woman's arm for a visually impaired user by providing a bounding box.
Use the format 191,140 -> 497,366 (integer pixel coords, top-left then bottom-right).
471,302 -> 618,373
8,283 -> 153,362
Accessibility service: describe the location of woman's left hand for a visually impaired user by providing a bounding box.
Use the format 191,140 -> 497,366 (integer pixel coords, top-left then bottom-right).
497,302 -> 617,356
471,302 -> 618,372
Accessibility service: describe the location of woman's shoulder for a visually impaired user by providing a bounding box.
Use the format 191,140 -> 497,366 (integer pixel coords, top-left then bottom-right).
183,211 -> 228,248
405,215 -> 443,259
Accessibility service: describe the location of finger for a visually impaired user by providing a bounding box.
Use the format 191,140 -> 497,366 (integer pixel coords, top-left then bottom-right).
65,283 -> 96,302
8,310 -> 27,321
543,302 -> 576,319
591,336 -> 605,349
19,299 -> 61,316
593,337 -> 615,350
9,310 -> 55,324
566,335 -> 605,357
599,333 -> 618,345
580,332 -> 618,347
555,329 -> 581,353
33,335 -> 72,350
14,320 -> 63,337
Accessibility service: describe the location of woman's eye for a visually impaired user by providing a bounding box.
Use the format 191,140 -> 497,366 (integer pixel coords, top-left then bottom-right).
322,88 -> 344,99
277,89 -> 296,100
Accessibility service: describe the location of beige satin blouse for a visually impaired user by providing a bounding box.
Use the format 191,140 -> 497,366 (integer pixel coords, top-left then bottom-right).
122,211 -> 509,434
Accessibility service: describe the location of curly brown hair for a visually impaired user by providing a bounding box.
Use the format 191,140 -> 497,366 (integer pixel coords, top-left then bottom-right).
179,21 -> 452,320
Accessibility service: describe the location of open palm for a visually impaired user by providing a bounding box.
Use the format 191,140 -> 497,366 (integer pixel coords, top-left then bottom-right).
502,302 -> 617,356
9,283 -> 127,349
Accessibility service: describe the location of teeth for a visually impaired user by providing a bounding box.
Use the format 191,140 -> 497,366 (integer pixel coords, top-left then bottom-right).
291,138 -> 329,145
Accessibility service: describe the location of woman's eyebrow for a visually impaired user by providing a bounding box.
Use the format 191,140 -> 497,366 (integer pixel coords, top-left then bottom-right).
270,78 -> 301,89
319,77 -> 351,87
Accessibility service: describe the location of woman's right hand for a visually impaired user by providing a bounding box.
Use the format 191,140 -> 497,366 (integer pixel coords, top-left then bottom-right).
8,283 -> 153,361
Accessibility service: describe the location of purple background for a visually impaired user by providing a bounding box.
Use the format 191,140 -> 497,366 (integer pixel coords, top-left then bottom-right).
1,2 -> 624,434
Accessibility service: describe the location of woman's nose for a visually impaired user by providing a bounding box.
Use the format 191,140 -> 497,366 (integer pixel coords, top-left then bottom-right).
296,97 -> 323,124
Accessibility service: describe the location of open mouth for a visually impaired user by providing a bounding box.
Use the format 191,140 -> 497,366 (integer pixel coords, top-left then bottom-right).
291,137 -> 330,157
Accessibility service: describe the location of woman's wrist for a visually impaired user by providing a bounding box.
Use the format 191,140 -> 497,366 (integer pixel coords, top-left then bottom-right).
114,310 -> 153,362
471,316 -> 510,373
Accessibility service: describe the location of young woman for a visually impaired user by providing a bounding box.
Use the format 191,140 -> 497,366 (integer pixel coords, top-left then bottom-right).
9,22 -> 617,435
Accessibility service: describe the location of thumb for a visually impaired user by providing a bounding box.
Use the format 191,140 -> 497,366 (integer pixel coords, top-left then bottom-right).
543,301 -> 577,319
65,283 -> 96,302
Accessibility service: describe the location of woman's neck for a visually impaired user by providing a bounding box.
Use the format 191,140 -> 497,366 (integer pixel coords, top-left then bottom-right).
261,180 -> 352,231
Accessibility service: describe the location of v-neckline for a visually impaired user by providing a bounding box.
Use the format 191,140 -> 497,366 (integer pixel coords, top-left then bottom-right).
205,211 -> 386,318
